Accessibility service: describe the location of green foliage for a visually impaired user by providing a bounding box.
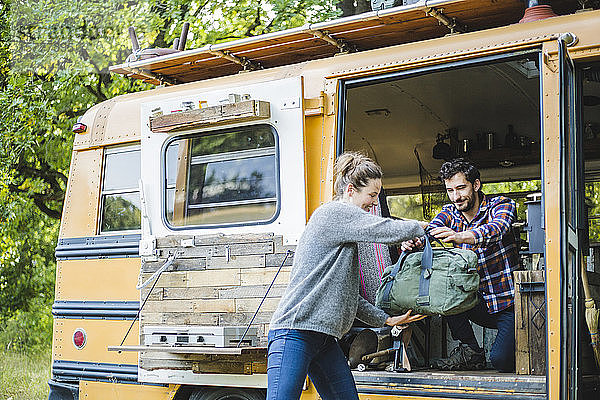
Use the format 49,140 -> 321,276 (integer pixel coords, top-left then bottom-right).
586,181 -> 600,243
0,189 -> 57,321
0,300 -> 53,351
0,346 -> 51,400
132,0 -> 340,46
388,179 -> 543,223
101,194 -> 141,232
0,0 -> 343,346
387,193 -> 444,221
483,180 -> 542,221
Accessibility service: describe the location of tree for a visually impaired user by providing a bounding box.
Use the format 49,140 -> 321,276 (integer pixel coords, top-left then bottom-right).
0,0 -> 343,333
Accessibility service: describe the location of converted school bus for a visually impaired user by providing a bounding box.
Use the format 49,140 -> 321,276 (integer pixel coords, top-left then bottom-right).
49,1 -> 600,399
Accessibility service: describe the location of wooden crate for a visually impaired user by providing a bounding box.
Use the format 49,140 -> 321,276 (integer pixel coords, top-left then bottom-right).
139,233 -> 295,375
514,270 -> 546,375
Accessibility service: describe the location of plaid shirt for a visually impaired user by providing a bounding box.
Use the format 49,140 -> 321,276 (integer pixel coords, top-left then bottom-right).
429,193 -> 519,314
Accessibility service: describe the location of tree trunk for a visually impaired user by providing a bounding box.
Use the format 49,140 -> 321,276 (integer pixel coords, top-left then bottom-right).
337,0 -> 356,17
356,0 -> 371,14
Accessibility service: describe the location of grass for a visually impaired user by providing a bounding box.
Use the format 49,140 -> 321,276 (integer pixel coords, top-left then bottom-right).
0,347 -> 51,400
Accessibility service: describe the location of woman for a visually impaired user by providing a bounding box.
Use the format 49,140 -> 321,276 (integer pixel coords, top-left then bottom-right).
267,152 -> 427,400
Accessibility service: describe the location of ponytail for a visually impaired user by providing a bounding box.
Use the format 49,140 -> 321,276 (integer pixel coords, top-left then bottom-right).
334,152 -> 382,199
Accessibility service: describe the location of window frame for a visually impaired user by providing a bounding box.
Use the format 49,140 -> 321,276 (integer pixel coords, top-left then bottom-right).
98,143 -> 142,235
161,123 -> 281,230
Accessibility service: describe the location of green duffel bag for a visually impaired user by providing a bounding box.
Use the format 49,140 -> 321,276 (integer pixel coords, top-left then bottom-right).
376,235 -> 480,316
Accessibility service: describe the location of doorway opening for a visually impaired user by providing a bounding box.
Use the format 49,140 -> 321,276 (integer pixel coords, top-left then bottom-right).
340,52 -> 547,393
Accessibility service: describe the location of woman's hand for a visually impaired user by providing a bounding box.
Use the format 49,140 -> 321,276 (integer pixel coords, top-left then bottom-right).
385,309 -> 426,326
400,237 -> 424,252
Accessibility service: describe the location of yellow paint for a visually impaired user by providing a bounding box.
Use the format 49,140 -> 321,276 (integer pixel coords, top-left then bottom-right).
318,99 -> 336,208
304,109 -> 326,218
72,105 -> 99,150
53,319 -> 139,364
59,148 -> 103,238
541,40 -> 562,400
56,258 -> 141,301
79,381 -> 178,400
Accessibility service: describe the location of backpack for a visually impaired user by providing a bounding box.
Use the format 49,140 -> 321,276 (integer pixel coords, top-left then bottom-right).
375,235 -> 480,316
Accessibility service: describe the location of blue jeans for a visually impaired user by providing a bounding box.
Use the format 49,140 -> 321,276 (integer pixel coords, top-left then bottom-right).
267,329 -> 359,400
446,297 -> 515,372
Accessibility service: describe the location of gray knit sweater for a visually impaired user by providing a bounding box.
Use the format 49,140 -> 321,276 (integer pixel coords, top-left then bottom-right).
269,201 -> 424,339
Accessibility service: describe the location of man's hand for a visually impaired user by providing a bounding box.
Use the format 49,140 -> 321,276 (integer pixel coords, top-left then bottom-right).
400,237 -> 424,252
385,309 -> 427,326
429,226 -> 476,245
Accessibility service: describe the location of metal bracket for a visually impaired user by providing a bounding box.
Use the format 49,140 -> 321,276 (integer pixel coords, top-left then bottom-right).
208,48 -> 262,71
558,32 -> 578,47
518,281 -> 545,294
309,29 -> 354,53
425,7 -> 464,35
518,281 -> 546,331
139,237 -> 157,257
124,66 -> 178,86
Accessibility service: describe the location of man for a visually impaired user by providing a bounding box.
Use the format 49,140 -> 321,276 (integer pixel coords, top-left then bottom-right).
402,158 -> 519,372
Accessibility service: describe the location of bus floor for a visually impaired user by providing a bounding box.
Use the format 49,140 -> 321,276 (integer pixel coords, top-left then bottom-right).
352,369 -> 546,399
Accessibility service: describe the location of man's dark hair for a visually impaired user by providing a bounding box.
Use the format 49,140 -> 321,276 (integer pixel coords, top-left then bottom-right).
439,158 -> 480,184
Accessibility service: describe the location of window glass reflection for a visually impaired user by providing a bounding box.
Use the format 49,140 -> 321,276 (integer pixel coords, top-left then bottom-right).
190,127 -> 275,157
188,156 -> 276,205
101,193 -> 141,232
166,143 -> 180,186
165,124 -> 278,227
186,202 -> 277,225
103,150 -> 141,192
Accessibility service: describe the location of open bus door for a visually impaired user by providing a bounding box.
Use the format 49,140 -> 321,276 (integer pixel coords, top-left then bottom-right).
558,32 -> 586,400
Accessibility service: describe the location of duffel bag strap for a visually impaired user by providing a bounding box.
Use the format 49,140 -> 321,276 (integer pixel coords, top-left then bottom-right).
417,235 -> 433,306
378,252 -> 408,311
425,230 -> 470,265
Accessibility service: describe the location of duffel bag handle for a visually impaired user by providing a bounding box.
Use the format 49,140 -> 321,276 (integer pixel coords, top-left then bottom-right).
378,252 -> 408,311
417,235 -> 433,307
379,235 -> 433,311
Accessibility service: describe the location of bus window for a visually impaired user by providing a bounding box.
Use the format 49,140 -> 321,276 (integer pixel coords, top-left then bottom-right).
99,145 -> 141,233
165,124 -> 278,227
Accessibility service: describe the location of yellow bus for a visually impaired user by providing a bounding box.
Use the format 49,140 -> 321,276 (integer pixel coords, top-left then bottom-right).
49,1 -> 600,399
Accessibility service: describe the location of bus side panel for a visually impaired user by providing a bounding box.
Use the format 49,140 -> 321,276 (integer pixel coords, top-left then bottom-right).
53,319 -> 138,364
79,381 -> 177,400
56,258 -> 140,301
58,148 -> 103,238
303,92 -> 336,216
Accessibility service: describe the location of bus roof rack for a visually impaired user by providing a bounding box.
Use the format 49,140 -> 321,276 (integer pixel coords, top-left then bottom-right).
109,0 -> 578,86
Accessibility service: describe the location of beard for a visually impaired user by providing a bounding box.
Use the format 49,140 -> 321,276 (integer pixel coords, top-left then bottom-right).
454,193 -> 476,212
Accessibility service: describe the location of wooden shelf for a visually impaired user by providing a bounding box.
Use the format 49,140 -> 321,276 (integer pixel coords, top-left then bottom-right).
108,345 -> 267,355
465,145 -> 541,169
458,139 -> 600,170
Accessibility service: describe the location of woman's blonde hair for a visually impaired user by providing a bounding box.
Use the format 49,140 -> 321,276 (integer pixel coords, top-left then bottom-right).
334,151 -> 382,199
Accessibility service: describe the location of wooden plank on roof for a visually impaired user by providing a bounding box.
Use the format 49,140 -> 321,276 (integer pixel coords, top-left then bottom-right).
149,100 -> 271,133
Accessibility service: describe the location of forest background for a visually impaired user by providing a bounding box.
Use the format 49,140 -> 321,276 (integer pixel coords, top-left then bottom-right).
0,0 -> 371,397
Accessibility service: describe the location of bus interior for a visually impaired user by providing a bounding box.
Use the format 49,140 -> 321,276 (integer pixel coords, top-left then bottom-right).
341,52 -> 600,387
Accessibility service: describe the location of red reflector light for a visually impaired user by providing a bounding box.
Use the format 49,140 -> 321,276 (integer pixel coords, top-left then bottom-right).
72,123 -> 87,134
73,328 -> 87,349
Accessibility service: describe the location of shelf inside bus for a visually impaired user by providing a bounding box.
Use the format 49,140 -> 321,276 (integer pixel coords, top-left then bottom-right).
107,345 -> 267,355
